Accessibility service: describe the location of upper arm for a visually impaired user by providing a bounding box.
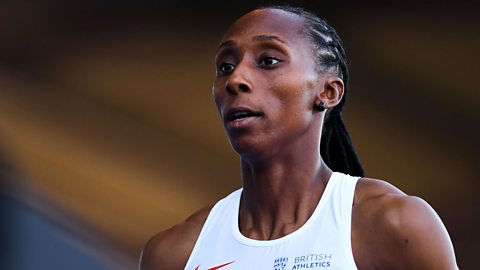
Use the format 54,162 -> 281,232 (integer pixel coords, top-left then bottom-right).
139,226 -> 190,270
371,195 -> 458,269
386,196 -> 457,269
139,205 -> 213,270
353,179 -> 457,269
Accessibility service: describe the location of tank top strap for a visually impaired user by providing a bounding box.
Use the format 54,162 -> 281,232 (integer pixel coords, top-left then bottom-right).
325,172 -> 359,229
184,189 -> 242,268
320,172 -> 359,269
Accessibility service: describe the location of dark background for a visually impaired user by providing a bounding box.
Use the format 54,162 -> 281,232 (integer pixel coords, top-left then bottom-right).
0,0 -> 478,269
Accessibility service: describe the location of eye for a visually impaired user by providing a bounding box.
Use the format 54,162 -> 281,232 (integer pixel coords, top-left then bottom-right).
259,56 -> 281,68
218,63 -> 235,75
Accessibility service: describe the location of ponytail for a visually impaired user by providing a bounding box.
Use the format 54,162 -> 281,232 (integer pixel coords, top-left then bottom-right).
321,107 -> 364,177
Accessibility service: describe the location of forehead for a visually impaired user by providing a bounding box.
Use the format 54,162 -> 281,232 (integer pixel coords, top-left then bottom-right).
221,9 -> 306,44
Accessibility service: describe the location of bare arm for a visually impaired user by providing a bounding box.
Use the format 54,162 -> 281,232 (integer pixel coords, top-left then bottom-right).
380,195 -> 458,269
139,205 -> 213,270
353,179 -> 458,269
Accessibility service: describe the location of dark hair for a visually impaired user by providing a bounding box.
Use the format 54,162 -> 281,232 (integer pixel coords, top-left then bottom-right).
259,5 -> 365,177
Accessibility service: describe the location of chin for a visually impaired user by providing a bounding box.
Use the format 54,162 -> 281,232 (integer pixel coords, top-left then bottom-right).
229,136 -> 263,158
229,140 -> 256,156
229,136 -> 276,162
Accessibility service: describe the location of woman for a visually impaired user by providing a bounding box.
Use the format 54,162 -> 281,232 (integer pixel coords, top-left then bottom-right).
140,6 -> 457,270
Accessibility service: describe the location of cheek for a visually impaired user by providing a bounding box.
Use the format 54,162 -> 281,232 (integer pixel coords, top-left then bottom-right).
212,81 -> 225,111
265,75 -> 317,133
270,73 -> 315,110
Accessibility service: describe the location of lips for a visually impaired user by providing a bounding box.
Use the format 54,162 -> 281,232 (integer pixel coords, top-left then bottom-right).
225,107 -> 262,121
224,106 -> 263,127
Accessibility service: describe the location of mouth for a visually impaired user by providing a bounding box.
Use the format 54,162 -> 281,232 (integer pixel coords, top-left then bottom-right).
225,107 -> 263,124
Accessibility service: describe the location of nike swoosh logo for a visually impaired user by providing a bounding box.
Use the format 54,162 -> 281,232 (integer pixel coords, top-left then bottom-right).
195,261 -> 235,270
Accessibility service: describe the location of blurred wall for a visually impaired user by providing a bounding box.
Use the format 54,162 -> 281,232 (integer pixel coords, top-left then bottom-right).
0,0 -> 478,268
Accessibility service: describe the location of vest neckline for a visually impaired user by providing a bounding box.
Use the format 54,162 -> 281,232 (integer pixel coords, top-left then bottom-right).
231,172 -> 339,246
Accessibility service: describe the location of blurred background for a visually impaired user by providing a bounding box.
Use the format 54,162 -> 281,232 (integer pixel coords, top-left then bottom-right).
0,0 -> 478,269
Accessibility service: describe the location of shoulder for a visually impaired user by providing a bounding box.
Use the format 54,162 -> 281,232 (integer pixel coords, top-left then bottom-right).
352,177 -> 458,269
139,204 -> 213,270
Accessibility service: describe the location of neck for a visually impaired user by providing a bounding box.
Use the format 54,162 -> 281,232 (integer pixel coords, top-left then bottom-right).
239,137 -> 332,240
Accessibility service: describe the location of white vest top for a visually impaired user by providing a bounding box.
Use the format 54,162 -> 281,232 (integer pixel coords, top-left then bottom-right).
185,172 -> 360,270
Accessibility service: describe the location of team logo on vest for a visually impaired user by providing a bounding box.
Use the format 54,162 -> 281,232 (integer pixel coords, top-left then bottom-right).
273,256 -> 289,270
291,253 -> 332,269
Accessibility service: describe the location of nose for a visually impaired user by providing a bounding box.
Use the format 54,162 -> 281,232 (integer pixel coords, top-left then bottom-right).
225,63 -> 252,95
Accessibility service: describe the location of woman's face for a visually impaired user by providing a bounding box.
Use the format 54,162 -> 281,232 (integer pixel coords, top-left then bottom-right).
213,9 -> 323,157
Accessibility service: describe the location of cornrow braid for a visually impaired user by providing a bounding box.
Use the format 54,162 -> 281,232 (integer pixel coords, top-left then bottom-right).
259,5 -> 365,177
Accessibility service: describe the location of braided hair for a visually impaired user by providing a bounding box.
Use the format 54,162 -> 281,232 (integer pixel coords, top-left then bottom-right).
259,5 -> 365,177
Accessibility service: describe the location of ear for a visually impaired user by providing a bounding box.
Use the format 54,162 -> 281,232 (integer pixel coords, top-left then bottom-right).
314,76 -> 345,110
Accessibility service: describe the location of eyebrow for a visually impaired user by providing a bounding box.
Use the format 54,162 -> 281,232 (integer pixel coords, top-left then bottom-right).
217,35 -> 287,52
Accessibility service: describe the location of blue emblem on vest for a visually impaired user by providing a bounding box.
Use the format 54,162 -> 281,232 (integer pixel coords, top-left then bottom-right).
273,256 -> 289,270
